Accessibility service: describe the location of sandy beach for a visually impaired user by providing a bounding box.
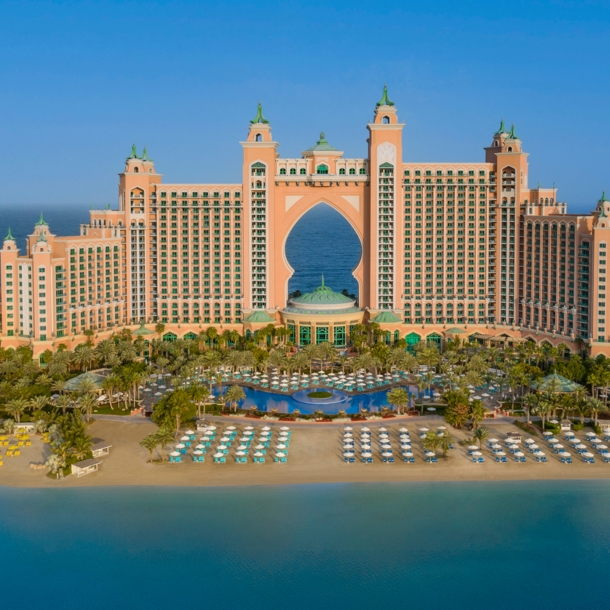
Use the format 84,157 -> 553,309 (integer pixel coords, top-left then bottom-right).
1,417 -> 610,489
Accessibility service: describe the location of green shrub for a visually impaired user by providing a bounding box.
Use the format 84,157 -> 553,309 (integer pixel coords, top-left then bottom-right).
570,420 -> 584,431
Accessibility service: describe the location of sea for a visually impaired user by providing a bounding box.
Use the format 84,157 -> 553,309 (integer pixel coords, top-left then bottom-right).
0,202 -> 361,297
1,480 -> 609,608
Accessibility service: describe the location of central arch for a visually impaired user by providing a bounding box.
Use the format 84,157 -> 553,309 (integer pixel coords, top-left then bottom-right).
284,203 -> 362,300
273,189 -> 368,308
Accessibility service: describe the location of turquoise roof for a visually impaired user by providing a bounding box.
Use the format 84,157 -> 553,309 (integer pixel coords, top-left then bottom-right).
291,277 -> 353,306
371,311 -> 401,323
304,132 -> 339,152
244,310 -> 275,323
530,373 -> 581,393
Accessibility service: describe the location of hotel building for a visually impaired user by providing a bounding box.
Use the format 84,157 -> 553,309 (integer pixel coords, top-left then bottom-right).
1,87 -> 609,357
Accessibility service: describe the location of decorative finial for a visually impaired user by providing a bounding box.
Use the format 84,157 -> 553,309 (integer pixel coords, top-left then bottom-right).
320,132 -> 325,140
376,84 -> 395,107
600,190 -> 607,202
321,273 -> 325,287
36,213 -> 48,226
4,227 -> 14,241
494,119 -> 507,135
250,102 -> 269,125
127,143 -> 139,160
105,203 -> 111,210
142,146 -> 152,162
508,123 -> 518,139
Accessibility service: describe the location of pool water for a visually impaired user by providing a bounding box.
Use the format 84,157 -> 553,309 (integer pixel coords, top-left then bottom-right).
218,384 -> 428,414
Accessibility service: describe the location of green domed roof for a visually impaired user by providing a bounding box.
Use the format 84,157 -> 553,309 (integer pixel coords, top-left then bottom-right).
291,277 -> 354,306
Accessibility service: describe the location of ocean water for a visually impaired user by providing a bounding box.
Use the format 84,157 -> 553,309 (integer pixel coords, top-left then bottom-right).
1,480 -> 609,609
0,202 -> 361,299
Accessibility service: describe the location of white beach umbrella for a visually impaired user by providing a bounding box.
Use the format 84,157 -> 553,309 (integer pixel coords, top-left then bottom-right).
218,444 -> 227,450
425,451 -> 435,457
515,451 -> 525,458
488,438 -> 498,443
226,426 -> 236,431
213,452 -> 224,458
176,443 -> 185,449
361,427 -> 370,432
344,433 -> 353,439
276,452 -> 286,458
196,444 -> 205,450
534,450 -> 545,457
170,451 -> 180,457
530,444 -> 539,450
403,451 -> 414,457
193,450 -> 203,456
343,451 -> 355,457
492,444 -> 502,450
280,426 -> 290,431
472,451 -> 482,456
344,426 -> 353,431
559,451 -> 571,457
468,445 -> 479,450
244,430 -> 253,436
420,427 -> 429,433
495,451 -> 506,457
399,427 -> 409,433
382,452 -> 393,457
362,452 -> 372,458
207,426 -> 217,431
236,451 -> 246,457
237,445 -> 247,451
277,444 -> 287,450
254,452 -> 264,457
220,437 -> 230,443
244,426 -> 254,430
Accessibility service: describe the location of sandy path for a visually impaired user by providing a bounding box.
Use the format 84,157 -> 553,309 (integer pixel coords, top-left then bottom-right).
2,419 -> 610,488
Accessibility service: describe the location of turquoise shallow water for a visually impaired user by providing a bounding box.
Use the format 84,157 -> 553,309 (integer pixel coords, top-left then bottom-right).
1,480 -> 609,609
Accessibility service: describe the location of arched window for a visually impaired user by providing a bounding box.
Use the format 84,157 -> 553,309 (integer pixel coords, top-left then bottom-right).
550,198 -> 554,204
289,168 -> 296,175
349,168 -> 356,175
134,167 -> 139,173
255,133 -> 262,142
256,181 -> 262,188
382,116 -> 390,124
300,168 -> 306,175
339,168 -> 345,175
494,140 -> 499,146
280,168 -> 286,175
359,167 -> 366,175
507,147 -> 513,152
317,164 -> 329,175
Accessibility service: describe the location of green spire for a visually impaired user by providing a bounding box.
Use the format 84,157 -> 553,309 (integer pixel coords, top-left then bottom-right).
4,227 -> 14,241
376,84 -> 395,107
36,213 -> 48,226
508,123 -> 518,139
600,190 -> 608,202
127,143 -> 139,160
494,119 -> 507,135
37,232 -> 47,242
142,146 -> 152,162
321,273 -> 325,287
250,102 -> 269,125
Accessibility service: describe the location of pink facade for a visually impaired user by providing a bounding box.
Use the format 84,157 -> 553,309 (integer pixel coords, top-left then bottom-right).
1,89 -> 609,356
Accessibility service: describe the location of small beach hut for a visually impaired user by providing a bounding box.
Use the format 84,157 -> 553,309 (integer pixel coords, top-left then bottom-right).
71,458 -> 102,477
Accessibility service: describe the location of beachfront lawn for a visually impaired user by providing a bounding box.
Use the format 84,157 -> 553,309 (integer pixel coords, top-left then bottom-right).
93,406 -> 132,416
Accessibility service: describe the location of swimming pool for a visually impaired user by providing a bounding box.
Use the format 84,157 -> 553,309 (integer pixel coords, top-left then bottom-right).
218,384 -> 426,414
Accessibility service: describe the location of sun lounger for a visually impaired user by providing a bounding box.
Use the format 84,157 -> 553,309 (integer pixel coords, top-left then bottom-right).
478,457 -> 484,463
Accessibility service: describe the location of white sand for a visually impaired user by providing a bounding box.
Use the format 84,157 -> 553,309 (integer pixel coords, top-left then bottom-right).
1,419 -> 608,488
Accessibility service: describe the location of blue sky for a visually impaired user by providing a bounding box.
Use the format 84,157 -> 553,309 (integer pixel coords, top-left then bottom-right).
0,0 -> 609,212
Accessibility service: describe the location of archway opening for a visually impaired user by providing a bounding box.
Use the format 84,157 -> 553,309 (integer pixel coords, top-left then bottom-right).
285,203 -> 361,302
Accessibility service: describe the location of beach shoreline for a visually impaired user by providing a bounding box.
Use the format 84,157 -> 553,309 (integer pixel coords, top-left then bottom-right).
2,419 -> 610,489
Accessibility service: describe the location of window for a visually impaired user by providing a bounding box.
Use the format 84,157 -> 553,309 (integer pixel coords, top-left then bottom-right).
382,116 -> 390,124
255,133 -> 262,142
359,168 -> 366,175
339,168 -> 345,175
290,168 -> 296,175
280,168 -> 286,175
300,168 -> 306,175
349,168 -> 356,175
317,164 -> 329,175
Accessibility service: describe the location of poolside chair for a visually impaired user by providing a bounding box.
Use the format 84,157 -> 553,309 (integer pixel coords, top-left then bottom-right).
501,456 -> 508,463
478,457 -> 485,463
349,457 -> 355,463
175,456 -> 182,463
367,457 -> 373,464
589,457 -> 596,464
604,456 -> 610,463
432,457 -> 438,463
409,457 -> 415,463
472,457 -> 478,463
519,457 -> 526,463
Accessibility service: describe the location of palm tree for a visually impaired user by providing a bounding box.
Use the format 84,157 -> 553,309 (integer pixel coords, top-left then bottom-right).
140,434 -> 160,463
224,385 -> 246,413
28,395 -> 49,418
422,431 -> 441,455
469,400 -> 486,430
5,398 -> 27,423
473,426 -> 489,449
533,396 -> 552,431
79,393 -> 98,422
154,427 -> 174,461
587,397 -> 607,426
386,387 -> 410,414
439,431 -> 455,457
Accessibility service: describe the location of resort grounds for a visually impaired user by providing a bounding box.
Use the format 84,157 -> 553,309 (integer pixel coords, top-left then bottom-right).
3,415 -> 610,488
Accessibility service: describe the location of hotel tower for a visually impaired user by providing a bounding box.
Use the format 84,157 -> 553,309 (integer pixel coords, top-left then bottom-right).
1,87 -> 609,358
